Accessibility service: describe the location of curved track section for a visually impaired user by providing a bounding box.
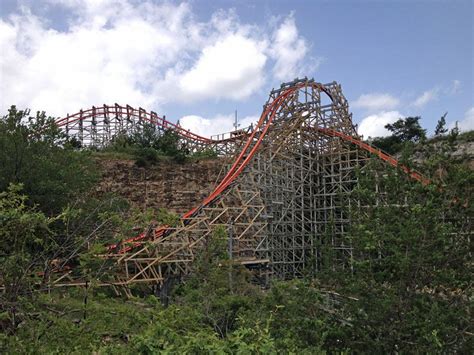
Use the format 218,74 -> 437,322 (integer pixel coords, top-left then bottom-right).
56,87 -> 428,191
56,104 -> 211,144
51,78 -> 433,288
316,127 -> 430,186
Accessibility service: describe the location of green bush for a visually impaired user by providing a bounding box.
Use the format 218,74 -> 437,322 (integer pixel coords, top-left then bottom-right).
190,148 -> 218,160
134,147 -> 158,167
0,106 -> 99,215
103,128 -> 190,165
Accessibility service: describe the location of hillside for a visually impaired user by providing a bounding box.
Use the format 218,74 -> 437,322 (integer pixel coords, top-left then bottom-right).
410,132 -> 474,169
93,135 -> 474,217
95,158 -> 223,214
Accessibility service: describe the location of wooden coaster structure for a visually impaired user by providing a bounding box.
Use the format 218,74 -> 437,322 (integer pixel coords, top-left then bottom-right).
56,103 -> 250,155
47,78 -> 437,292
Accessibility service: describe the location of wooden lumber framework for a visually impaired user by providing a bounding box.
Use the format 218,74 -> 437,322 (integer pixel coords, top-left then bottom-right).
36,78 -> 456,293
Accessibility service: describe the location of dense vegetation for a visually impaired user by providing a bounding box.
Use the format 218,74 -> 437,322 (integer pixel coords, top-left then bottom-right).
99,123 -> 217,166
1,107 -> 472,353
368,114 -> 467,155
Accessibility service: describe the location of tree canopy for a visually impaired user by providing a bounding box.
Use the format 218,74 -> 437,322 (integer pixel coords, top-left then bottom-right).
0,106 -> 99,214
371,116 -> 427,154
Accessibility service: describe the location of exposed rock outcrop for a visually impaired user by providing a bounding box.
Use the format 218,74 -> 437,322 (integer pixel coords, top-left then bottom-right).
96,158 -> 223,214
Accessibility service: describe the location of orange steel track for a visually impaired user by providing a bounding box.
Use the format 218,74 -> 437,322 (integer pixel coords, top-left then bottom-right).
56,81 -> 431,255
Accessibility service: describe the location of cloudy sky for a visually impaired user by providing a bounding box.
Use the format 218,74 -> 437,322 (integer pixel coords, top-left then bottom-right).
0,0 -> 472,138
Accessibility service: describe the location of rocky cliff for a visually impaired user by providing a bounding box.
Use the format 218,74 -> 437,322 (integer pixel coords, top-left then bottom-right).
95,134 -> 473,215
96,158 -> 223,214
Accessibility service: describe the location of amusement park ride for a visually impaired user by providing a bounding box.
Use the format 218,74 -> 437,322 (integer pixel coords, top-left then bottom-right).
28,78 -> 439,294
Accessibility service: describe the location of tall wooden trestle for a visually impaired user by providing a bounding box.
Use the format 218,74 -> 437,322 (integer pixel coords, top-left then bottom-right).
49,78 -> 433,292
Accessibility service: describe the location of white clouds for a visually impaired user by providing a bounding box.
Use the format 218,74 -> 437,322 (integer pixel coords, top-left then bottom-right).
352,93 -> 400,112
353,80 -> 462,120
455,107 -> 474,132
1,1 -> 315,120
412,87 -> 439,108
180,113 -> 258,138
449,79 -> 461,94
269,15 -> 311,81
178,34 -> 267,101
357,111 -> 401,138
1,1 -> 198,115
355,87 -> 470,138
411,81 -> 460,109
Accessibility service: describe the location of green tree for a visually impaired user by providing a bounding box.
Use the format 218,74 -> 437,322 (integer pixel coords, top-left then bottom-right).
339,149 -> 473,352
154,129 -> 188,162
0,106 -> 99,215
371,116 -> 427,154
435,112 -> 448,136
385,116 -> 426,143
106,126 -> 189,164
0,184 -> 54,332
174,226 -> 260,338
448,121 -> 460,145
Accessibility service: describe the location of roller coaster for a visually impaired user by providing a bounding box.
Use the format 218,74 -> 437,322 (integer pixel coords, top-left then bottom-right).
47,78 -> 435,294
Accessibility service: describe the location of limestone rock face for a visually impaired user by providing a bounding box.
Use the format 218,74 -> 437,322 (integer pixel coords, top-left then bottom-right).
397,138 -> 474,170
96,158 -> 223,214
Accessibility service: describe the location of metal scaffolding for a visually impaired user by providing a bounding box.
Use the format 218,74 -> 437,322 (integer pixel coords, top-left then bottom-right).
47,78 -> 435,292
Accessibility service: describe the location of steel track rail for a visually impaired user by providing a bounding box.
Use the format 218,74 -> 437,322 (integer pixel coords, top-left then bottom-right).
82,82 -> 429,254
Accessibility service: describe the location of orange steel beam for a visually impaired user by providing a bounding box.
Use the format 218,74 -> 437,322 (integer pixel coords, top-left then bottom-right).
316,127 -> 431,186
105,82 -> 431,254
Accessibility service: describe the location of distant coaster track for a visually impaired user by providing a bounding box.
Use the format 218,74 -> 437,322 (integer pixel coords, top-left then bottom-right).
56,103 -> 212,143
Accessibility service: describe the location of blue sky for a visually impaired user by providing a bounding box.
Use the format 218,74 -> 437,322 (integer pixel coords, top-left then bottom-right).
0,0 -> 472,137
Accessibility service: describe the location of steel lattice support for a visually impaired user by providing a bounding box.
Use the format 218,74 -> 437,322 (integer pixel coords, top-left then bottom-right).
38,78 -> 444,294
